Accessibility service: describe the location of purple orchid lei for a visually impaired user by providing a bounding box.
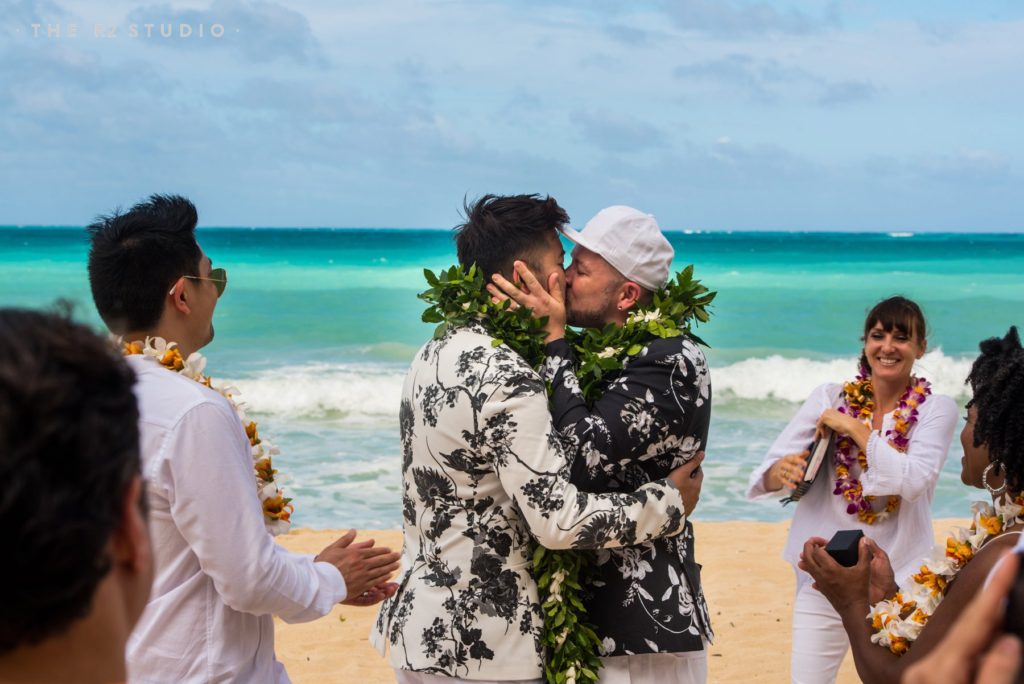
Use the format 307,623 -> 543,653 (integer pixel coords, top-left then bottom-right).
832,368 -> 932,524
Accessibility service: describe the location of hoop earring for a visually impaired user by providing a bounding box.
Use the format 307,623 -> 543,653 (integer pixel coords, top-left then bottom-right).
983,461 -> 1007,496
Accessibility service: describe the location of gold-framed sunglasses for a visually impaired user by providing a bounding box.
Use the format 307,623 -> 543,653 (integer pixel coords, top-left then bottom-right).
181,267 -> 228,297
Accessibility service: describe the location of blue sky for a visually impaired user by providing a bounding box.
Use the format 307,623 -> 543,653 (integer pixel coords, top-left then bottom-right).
1,0 -> 1022,230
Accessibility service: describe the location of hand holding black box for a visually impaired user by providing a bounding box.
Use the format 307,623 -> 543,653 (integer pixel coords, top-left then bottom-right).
825,530 -> 864,568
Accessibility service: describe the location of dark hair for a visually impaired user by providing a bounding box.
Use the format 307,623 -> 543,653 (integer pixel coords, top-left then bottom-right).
454,194 -> 568,280
858,296 -> 927,373
87,194 -> 201,334
966,326 -> 1024,492
0,308 -> 140,654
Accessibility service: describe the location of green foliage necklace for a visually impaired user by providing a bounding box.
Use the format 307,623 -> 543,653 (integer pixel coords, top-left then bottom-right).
420,263 -> 549,366
420,263 -> 715,684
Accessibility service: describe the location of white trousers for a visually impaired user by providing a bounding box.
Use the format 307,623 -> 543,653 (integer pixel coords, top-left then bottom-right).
599,651 -> 708,684
394,670 -> 541,684
392,650 -> 707,684
790,580 -> 851,684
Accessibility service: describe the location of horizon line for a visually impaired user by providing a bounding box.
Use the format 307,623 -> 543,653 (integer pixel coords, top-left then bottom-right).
3,225 -> 1023,236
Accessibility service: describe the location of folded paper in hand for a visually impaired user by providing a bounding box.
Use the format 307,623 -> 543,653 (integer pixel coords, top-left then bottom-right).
781,426 -> 834,506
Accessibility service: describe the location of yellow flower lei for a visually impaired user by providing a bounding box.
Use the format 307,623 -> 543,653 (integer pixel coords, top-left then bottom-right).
868,492 -> 1024,655
122,337 -> 294,536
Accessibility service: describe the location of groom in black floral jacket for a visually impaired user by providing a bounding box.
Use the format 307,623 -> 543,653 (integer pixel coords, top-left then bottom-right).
490,205 -> 713,683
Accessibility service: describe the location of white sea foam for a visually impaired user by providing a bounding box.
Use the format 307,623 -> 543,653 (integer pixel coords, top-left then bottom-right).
221,363 -> 406,422
215,353 -> 978,528
714,349 -> 973,403
222,349 -> 974,426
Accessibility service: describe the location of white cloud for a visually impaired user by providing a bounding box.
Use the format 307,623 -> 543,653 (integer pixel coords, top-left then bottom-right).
570,110 -> 668,153
657,0 -> 839,35
0,0 -> 1021,231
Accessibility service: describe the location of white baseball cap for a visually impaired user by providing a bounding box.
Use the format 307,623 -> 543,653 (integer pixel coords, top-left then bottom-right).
561,205 -> 674,291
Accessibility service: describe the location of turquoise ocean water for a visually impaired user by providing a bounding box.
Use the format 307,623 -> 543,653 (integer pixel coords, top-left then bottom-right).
2,227 -> 1022,528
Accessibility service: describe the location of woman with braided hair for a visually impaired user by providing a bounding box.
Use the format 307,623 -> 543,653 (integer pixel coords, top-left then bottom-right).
799,326 -> 1024,684
962,327 -> 1024,498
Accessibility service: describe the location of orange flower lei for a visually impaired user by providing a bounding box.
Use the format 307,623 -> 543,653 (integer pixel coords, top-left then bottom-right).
833,374 -> 931,524
869,493 -> 1024,654
122,337 -> 294,535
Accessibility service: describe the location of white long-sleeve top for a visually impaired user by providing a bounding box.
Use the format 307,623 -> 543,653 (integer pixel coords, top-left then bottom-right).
125,355 -> 347,684
746,382 -> 958,587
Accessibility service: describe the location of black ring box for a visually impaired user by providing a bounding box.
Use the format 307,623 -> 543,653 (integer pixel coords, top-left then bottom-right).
825,530 -> 864,568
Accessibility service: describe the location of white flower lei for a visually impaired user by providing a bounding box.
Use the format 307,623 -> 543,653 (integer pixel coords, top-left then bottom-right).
121,336 -> 294,536
868,492 -> 1024,655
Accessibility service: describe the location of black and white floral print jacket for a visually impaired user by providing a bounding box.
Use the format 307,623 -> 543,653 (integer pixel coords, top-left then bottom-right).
539,334 -> 714,657
370,324 -> 689,680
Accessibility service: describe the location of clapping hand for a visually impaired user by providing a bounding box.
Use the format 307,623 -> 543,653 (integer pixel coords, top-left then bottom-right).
342,581 -> 400,607
315,529 -> 401,604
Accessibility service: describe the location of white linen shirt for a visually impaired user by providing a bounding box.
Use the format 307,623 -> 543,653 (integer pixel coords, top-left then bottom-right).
746,382 -> 958,587
125,355 -> 347,684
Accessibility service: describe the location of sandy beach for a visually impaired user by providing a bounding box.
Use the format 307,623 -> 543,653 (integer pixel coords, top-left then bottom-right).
274,519 -> 967,683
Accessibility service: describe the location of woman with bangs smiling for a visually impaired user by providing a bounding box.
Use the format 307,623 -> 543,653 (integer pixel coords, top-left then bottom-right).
746,296 -> 959,684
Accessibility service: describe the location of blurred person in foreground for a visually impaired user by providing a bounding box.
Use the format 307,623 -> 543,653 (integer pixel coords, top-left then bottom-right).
801,326 -> 1024,683
901,550 -> 1022,684
0,308 -> 151,684
87,194 -> 400,683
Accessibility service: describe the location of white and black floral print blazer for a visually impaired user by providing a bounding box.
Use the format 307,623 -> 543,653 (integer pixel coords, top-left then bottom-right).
540,335 -> 714,657
371,324 -> 689,680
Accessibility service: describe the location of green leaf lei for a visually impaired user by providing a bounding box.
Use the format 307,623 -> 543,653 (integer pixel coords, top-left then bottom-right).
569,265 -> 715,403
419,263 -> 715,684
420,263 -> 549,366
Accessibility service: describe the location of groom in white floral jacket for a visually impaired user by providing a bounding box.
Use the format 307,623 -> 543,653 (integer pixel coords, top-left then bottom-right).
372,195 -> 704,683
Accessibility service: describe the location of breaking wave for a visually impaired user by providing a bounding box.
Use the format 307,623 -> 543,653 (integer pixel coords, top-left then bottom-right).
222,363 -> 406,423
714,349 -> 972,403
222,349 -> 972,424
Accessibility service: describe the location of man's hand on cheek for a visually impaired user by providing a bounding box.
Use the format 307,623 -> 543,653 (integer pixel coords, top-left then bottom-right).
487,261 -> 567,342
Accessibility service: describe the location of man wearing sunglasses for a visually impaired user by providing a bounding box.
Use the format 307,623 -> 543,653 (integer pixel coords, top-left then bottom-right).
184,265 -> 228,295
87,194 -> 400,684
167,262 -> 226,350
